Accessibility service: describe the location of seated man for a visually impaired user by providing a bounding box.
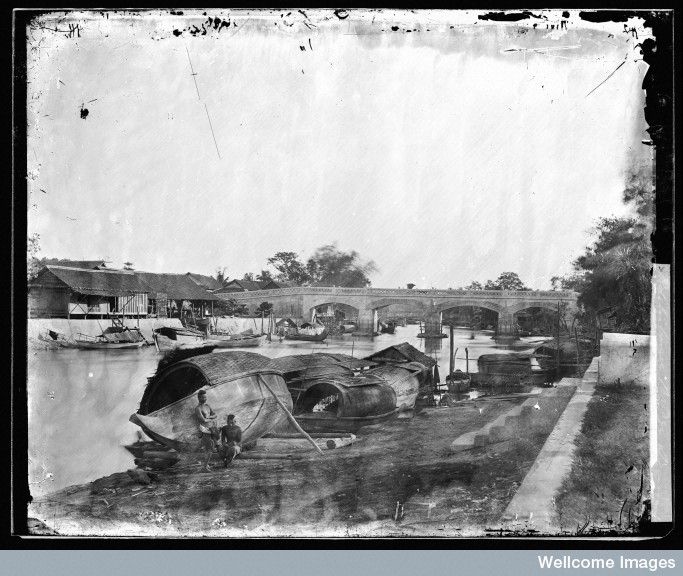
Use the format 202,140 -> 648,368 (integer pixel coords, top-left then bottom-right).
217,414 -> 243,467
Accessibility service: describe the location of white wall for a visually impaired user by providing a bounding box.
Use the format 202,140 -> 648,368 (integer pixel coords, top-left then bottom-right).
598,332 -> 651,386
27,316 -> 280,341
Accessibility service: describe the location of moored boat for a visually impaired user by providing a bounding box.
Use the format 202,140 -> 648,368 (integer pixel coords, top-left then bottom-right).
474,353 -> 551,386
292,374 -> 398,433
206,333 -> 265,348
444,369 -> 471,393
50,325 -> 149,350
364,364 -> 421,411
152,326 -> 206,351
129,351 -> 290,451
284,324 -> 329,342
379,321 -> 397,334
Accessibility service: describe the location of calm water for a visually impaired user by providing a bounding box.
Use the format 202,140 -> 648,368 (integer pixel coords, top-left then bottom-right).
27,326 -> 546,497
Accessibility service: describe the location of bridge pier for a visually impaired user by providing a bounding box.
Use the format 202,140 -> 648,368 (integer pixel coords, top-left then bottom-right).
496,310 -> 517,342
422,311 -> 443,337
354,309 -> 379,337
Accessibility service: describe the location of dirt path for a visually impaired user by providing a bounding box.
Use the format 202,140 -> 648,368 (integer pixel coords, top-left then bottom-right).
29,392 -> 570,537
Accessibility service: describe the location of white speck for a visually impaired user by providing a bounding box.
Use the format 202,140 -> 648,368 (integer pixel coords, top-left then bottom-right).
88,372 -> 93,378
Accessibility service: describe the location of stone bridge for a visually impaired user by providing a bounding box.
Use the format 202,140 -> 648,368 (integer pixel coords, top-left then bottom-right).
215,287 -> 579,336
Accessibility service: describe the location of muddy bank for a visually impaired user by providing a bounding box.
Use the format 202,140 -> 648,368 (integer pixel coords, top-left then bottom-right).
28,387 -> 576,537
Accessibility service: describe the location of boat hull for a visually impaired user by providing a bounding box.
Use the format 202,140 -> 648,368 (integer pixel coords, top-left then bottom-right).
295,409 -> 398,433
153,332 -> 205,351
284,331 -> 328,342
130,370 -> 292,452
70,340 -> 146,350
207,335 -> 264,348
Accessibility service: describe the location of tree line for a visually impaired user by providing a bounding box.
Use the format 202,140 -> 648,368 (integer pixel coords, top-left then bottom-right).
218,242 -> 378,289
550,167 -> 653,334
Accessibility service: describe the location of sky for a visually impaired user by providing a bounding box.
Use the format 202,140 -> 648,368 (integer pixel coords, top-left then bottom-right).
25,9 -> 653,290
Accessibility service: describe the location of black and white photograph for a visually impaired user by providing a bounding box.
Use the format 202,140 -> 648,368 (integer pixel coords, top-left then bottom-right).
17,8 -> 673,539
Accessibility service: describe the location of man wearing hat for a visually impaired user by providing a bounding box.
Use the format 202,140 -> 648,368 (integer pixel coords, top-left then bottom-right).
218,414 -> 243,467
195,389 -> 218,472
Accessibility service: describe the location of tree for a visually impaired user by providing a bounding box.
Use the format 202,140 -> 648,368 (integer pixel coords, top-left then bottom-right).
255,301 -> 273,315
242,272 -> 255,282
306,243 -> 378,288
123,261 -> 134,270
484,272 -> 528,291
572,216 -> 651,332
215,267 -> 228,285
27,233 -> 42,281
463,280 -> 483,290
256,270 -> 273,283
266,252 -> 310,285
215,298 -> 248,316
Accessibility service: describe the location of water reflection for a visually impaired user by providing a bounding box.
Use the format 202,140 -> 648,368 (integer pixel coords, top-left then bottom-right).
27,325 -> 549,497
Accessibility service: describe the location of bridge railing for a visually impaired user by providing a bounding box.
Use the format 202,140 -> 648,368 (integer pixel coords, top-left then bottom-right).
213,287 -> 578,300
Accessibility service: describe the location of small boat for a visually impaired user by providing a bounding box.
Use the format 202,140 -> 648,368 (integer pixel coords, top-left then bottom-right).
379,321 -> 397,335
152,326 -> 206,351
60,326 -> 148,350
292,374 -> 398,433
444,369 -> 471,393
284,323 -> 329,342
339,322 -> 357,334
364,364 -> 421,411
206,333 -> 265,348
129,351 -> 290,451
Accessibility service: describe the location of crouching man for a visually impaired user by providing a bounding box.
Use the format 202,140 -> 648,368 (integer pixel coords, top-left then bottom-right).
218,414 -> 243,467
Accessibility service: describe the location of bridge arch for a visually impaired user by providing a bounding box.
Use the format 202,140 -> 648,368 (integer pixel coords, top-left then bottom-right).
434,299 -> 508,315
368,298 -> 428,314
506,300 -> 571,314
310,301 -> 360,317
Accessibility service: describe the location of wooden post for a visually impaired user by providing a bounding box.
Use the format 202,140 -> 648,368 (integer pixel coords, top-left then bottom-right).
465,348 -> 469,375
556,301 -> 561,381
574,325 -> 581,377
261,310 -> 265,335
449,324 -> 454,382
257,374 -> 324,456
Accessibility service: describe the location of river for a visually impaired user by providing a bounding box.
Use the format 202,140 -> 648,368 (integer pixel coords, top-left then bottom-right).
27,325 -> 546,499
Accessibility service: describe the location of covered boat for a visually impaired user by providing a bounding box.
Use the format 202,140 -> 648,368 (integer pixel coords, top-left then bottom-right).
379,321 -> 397,334
292,374 -> 398,433
365,343 -> 436,388
284,322 -> 328,342
129,351 -> 291,451
364,364 -> 421,411
265,353 -> 375,404
474,353 -> 551,386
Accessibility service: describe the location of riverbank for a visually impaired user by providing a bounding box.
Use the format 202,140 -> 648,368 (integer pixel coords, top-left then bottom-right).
28,383 -> 579,537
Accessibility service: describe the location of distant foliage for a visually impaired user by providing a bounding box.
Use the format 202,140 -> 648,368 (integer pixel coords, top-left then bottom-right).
484,272 -> 528,291
266,252 -> 311,285
305,243 -> 378,288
